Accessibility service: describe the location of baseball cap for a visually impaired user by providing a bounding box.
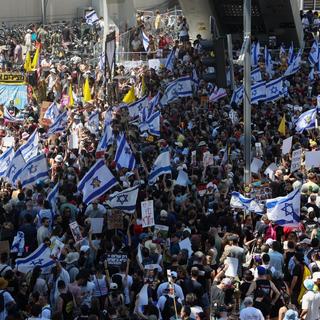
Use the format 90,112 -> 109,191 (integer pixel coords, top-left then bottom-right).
257,266 -> 266,276
304,279 -> 314,290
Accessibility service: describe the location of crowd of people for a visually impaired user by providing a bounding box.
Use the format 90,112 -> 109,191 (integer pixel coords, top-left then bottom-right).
0,6 -> 319,320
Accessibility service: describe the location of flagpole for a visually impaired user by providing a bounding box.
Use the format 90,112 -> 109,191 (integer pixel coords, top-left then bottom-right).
243,0 -> 252,186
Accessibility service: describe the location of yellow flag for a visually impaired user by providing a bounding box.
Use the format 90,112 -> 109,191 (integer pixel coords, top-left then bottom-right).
278,114 -> 286,136
24,51 -> 32,72
68,84 -> 74,107
31,47 -> 40,70
122,86 -> 136,104
140,76 -> 147,96
83,78 -> 92,102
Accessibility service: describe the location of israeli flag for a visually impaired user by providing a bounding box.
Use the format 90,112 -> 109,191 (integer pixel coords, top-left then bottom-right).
19,153 -> 49,188
191,69 -> 200,88
107,185 -> 139,213
142,31 -> 149,51
230,85 -> 244,105
264,46 -> 274,77
78,159 -> 118,204
284,49 -> 302,77
279,45 -> 286,58
251,41 -> 260,67
15,243 -> 55,273
251,81 -> 266,104
309,68 -> 315,82
128,96 -> 148,119
265,77 -> 283,102
85,10 -> 99,25
148,151 -> 171,185
251,68 -> 262,83
96,125 -> 113,153
3,106 -> 22,123
165,49 -> 175,71
114,134 -> 136,170
266,188 -> 301,226
140,110 -> 161,137
230,192 -> 263,213
47,182 -> 59,211
47,111 -> 68,136
209,87 -> 227,103
88,110 -> 99,127
309,41 -> 319,65
0,147 -> 14,177
5,149 -> 26,185
149,92 -> 160,111
176,169 -> 191,187
295,108 -> 317,132
43,102 -> 59,122
288,42 -> 294,65
20,130 -> 39,162
11,231 -> 24,256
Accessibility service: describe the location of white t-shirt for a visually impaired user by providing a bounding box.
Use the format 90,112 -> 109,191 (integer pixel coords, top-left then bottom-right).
240,306 -> 265,320
0,290 -> 15,320
81,281 -> 95,307
302,290 -> 320,320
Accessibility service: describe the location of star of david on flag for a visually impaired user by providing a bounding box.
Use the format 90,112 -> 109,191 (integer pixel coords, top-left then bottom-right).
295,108 -> 317,132
107,185 -> 139,213
266,188 -> 301,226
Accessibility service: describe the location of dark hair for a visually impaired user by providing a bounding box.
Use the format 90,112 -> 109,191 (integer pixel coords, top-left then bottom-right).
29,266 -> 42,293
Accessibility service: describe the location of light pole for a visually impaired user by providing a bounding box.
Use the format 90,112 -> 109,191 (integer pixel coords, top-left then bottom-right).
243,0 -> 251,186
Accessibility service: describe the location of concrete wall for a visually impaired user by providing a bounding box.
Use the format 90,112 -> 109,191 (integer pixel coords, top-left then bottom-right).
0,0 -> 92,24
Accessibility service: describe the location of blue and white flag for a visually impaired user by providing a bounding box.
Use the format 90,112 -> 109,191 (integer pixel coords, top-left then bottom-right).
264,46 -> 274,77
88,110 -> 99,127
19,153 -> 49,188
209,87 -> 227,103
309,41 -> 319,65
148,151 -> 171,185
114,134 -> 136,170
265,77 -> 283,102
176,169 -> 191,187
11,231 -> 24,256
284,49 -> 302,77
85,10 -> 99,25
309,68 -> 315,82
140,110 -> 161,137
15,243 -> 55,273
47,182 -> 59,211
47,111 -> 68,136
78,159 -> 118,204
266,188 -> 301,226
97,125 -> 113,153
3,106 -> 22,123
230,192 -> 263,213
127,96 -> 148,119
0,147 -> 14,177
230,85 -> 244,105
20,129 -> 39,162
43,102 -> 59,122
142,31 -> 149,51
165,49 -> 175,71
279,45 -> 286,58
295,108 -> 317,132
191,69 -> 200,88
98,53 -> 105,71
5,149 -> 26,185
107,185 -> 139,213
251,81 -> 266,104
251,41 -> 260,67
288,42 -> 294,65
149,92 -> 160,111
0,84 -> 28,110
251,67 -> 262,83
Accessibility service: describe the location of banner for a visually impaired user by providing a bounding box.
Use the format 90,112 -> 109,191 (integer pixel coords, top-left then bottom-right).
0,84 -> 28,109
0,73 -> 25,84
106,253 -> 127,267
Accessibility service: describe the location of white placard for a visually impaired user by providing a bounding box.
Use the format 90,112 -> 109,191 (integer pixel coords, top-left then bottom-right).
179,237 -> 193,257
305,151 -> 320,170
281,136 -> 293,155
291,148 -> 302,173
141,200 -> 154,227
138,284 -> 149,306
90,218 -> 104,234
264,163 -> 278,181
225,257 -> 239,277
51,239 -> 64,258
203,151 -> 213,167
68,133 -> 79,149
191,150 -> 196,165
250,158 -> 264,174
2,136 -> 14,147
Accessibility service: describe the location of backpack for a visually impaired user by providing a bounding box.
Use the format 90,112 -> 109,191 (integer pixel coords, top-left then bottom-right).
161,295 -> 182,320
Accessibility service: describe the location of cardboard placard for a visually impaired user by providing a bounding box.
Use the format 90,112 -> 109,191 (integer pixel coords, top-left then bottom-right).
107,210 -> 123,230
291,148 -> 302,173
141,200 -> 154,227
106,253 -> 127,267
154,225 -> 169,239
39,101 -> 53,127
90,218 -> 104,234
69,221 -> 83,242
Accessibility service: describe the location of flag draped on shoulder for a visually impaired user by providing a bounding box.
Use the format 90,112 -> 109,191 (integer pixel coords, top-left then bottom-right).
0,147 -> 14,177
142,31 -> 149,51
266,188 -> 301,226
295,108 -> 317,132
230,192 -> 263,213
114,134 -> 136,170
148,151 -> 171,185
107,185 -> 139,213
15,243 -> 55,273
78,159 -> 118,204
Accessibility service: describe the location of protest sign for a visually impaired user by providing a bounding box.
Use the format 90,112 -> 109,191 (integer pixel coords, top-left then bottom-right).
0,84 -> 28,109
179,237 -> 193,257
154,225 -> 169,239
305,151 -> 320,170
39,101 -> 53,126
264,163 -> 277,181
225,257 -> 239,277
107,210 -> 123,230
291,148 -> 302,173
69,221 -> 83,242
90,218 -> 104,234
141,200 -> 155,227
68,133 -> 79,149
2,136 -> 15,148
50,239 -> 64,258
0,73 -> 25,84
281,136 -> 293,155
106,253 -> 128,267
203,151 -> 213,167
250,158 -> 264,174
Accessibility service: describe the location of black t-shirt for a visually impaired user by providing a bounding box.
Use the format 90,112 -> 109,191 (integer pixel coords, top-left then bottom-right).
292,263 -> 304,294
183,277 -> 204,302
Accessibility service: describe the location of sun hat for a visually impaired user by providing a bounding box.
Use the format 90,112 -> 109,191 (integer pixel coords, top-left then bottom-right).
54,155 -> 63,163
64,252 -> 79,264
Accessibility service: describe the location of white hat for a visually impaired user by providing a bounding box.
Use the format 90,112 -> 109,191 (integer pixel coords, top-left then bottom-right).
206,182 -> 214,189
64,252 -> 79,264
160,210 -> 168,217
265,238 -> 274,247
21,132 -> 30,140
80,245 -> 90,252
308,207 -> 315,213
50,68 -> 56,74
27,29 -> 32,33
221,277 -> 232,286
54,155 -> 63,163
